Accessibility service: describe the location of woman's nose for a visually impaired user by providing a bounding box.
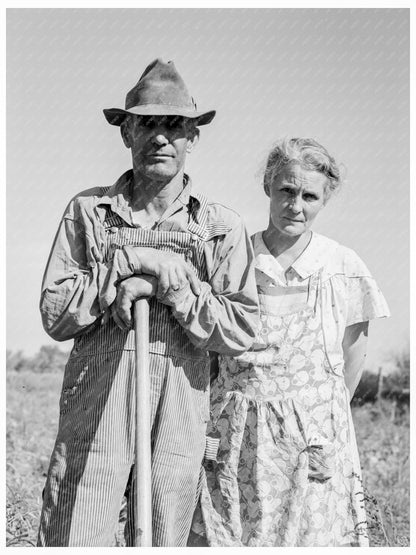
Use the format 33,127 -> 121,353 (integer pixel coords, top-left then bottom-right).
290,195 -> 302,212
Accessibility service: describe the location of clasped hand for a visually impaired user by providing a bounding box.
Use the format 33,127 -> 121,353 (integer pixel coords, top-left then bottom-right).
105,248 -> 201,330
136,247 -> 201,299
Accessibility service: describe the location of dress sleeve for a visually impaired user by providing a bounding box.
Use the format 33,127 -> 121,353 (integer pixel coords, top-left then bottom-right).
344,249 -> 390,326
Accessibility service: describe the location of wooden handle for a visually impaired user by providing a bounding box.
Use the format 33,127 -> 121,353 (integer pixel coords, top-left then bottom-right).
133,299 -> 152,546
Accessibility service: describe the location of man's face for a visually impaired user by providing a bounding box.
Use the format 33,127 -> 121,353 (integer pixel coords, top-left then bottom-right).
121,115 -> 199,182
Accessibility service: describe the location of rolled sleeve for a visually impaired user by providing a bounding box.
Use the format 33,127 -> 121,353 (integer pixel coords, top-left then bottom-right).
40,210 -> 138,341
160,217 -> 260,355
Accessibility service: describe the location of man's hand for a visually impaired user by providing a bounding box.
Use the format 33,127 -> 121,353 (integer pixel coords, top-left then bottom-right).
133,247 -> 201,299
104,275 -> 158,330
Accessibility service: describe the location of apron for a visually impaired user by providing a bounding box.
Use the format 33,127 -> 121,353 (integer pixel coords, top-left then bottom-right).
193,271 -> 369,547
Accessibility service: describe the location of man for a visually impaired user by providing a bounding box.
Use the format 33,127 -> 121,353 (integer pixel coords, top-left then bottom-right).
37,59 -> 259,547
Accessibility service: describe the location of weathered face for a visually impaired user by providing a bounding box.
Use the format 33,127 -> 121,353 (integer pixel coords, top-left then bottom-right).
121,115 -> 199,182
268,164 -> 327,238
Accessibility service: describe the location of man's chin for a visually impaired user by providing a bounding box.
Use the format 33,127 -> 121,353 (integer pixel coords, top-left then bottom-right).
141,165 -> 179,181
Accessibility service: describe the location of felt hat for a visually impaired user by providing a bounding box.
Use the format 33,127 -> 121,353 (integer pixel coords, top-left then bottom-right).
103,58 -> 216,126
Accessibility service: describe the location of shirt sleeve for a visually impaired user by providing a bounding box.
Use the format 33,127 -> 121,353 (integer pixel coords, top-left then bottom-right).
40,200 -> 140,341
344,249 -> 390,326
159,215 -> 260,356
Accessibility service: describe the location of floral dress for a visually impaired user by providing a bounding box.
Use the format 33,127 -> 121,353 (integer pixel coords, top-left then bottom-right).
191,232 -> 390,547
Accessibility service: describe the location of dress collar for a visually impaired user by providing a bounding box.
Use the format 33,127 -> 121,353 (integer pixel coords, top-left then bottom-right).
253,231 -> 339,281
253,231 -> 286,283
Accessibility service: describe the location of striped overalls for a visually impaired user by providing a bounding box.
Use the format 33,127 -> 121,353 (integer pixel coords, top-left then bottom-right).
38,198 -> 217,546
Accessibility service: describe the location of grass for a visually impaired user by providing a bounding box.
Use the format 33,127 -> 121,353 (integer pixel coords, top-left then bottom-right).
6,371 -> 61,547
6,370 -> 410,547
352,401 -> 410,546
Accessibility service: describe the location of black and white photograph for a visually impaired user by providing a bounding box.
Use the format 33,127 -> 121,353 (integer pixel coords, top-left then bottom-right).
6,6 -> 411,548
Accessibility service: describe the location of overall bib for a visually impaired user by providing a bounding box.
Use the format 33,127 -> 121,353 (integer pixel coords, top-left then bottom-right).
195,271 -> 368,546
38,197 -> 216,547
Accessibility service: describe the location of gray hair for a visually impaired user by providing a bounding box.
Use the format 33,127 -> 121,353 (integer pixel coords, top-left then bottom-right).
263,138 -> 342,200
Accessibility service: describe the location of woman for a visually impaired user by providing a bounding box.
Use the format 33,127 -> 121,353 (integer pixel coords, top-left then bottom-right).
190,138 -> 389,547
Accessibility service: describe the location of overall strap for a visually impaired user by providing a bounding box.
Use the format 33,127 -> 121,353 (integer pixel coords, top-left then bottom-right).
187,192 -> 209,239
102,205 -> 125,229
187,192 -> 232,241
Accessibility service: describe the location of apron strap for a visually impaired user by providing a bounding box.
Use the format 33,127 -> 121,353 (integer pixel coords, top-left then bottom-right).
307,270 -> 322,312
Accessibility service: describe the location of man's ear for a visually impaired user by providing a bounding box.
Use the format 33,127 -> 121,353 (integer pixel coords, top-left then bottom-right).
186,128 -> 200,153
120,119 -> 131,149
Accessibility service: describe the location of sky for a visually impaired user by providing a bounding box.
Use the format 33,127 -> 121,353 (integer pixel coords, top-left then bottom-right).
6,8 -> 409,370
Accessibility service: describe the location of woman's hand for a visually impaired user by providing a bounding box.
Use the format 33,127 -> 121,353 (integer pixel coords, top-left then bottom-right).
342,321 -> 369,400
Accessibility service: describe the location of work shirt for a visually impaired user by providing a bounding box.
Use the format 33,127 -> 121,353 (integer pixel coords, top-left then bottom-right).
38,171 -> 259,547
40,170 -> 259,356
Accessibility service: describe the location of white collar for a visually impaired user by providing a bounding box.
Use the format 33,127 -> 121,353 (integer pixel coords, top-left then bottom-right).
253,231 -> 339,281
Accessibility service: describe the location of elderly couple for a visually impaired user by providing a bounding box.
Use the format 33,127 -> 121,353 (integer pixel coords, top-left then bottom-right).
38,59 -> 389,547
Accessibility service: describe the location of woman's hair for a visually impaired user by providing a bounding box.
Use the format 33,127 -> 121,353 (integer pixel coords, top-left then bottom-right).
263,138 -> 342,200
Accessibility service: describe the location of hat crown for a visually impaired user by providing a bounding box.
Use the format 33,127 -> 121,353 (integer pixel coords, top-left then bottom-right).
103,58 -> 215,126
125,59 -> 196,111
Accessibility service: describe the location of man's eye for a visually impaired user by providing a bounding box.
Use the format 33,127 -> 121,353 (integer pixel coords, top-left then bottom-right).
304,194 -> 318,201
167,118 -> 184,130
145,120 -> 157,129
138,117 -> 156,129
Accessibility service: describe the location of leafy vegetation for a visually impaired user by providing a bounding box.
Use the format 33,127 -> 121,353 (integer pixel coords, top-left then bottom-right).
6,345 -> 69,375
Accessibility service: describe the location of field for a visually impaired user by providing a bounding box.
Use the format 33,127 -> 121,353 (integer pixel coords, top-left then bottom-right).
6,369 -> 410,547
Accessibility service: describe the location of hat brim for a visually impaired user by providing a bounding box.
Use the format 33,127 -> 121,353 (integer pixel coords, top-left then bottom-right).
103,106 -> 216,126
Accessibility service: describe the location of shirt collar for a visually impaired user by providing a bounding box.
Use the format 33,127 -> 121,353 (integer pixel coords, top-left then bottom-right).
98,170 -> 133,220
253,231 -> 339,281
98,170 -> 200,226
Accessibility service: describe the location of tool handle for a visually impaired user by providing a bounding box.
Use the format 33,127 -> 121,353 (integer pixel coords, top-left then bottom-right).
133,298 -> 152,546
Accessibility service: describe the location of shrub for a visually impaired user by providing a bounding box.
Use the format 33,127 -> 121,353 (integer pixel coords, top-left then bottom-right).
352,348 -> 410,407
6,346 -> 69,374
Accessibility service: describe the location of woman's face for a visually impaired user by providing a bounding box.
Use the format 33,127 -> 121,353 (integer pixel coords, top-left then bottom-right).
268,164 -> 327,238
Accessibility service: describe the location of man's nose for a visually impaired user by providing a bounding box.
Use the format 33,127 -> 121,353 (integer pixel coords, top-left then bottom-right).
151,127 -> 170,146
